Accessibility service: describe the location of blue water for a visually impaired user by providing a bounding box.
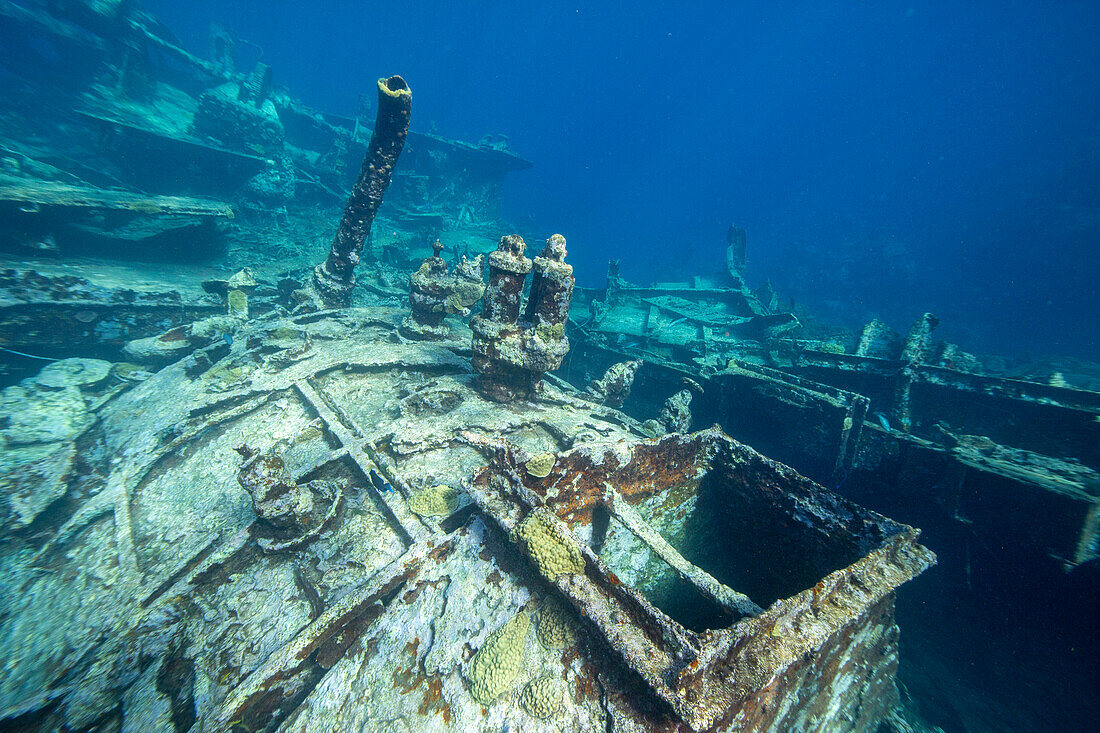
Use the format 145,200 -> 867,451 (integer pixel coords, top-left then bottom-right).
148,0 -> 1100,361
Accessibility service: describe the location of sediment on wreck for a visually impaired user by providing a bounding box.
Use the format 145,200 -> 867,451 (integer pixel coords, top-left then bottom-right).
306,75 -> 412,308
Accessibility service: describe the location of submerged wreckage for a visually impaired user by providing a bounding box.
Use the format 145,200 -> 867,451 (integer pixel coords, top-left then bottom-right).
0,2 -> 1096,732
0,15 -> 938,728
0,294 -> 935,732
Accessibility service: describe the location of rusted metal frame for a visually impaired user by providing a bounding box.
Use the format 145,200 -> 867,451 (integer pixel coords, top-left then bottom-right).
640,297 -> 734,329
112,391 -> 277,576
641,302 -> 655,340
189,540 -> 433,733
0,175 -> 235,216
140,524 -> 255,608
461,470 -> 702,720
294,379 -> 424,545
291,447 -> 350,483
5,542 -> 255,723
718,360 -> 871,479
127,17 -> 225,79
680,528 -> 937,731
798,350 -> 1100,415
915,364 -> 1100,412
796,350 -> 904,376
72,107 -> 269,167
457,433 -> 706,721
463,428 -> 936,731
834,393 -> 871,479
726,358 -> 851,398
599,482 -> 762,617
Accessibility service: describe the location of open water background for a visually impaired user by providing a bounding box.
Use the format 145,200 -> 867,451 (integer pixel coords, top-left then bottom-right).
147,0 -> 1100,360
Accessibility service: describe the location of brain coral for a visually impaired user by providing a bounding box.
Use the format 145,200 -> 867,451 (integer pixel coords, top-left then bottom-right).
521,675 -> 564,719
512,508 -> 585,581
536,596 -> 577,650
468,611 -> 531,705
408,484 -> 461,517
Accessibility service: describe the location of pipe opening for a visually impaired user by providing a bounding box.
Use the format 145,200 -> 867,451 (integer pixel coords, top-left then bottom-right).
385,75 -> 409,92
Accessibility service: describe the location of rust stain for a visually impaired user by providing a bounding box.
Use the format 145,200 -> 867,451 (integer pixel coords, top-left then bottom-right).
402,578 -> 447,605
417,676 -> 453,724
573,661 -> 600,704
474,433 -> 711,528
428,539 -> 457,563
391,663 -> 425,695
561,645 -> 581,679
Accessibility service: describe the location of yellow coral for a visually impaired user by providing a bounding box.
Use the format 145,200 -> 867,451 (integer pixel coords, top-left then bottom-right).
227,289 -> 248,319
447,280 -> 485,311
536,596 -> 577,650
525,452 -> 556,479
408,484 -> 461,517
468,612 -> 530,705
521,675 -> 564,719
512,508 -> 585,581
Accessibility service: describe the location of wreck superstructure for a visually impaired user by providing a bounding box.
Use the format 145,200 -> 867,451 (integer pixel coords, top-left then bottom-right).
0,303 -> 934,733
0,2 -> 1095,732
0,0 -> 531,369
565,229 -> 1100,731
0,5 -> 938,723
569,251 -> 1099,576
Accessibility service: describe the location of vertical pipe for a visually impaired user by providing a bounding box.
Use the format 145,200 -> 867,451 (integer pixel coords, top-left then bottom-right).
311,75 -> 412,307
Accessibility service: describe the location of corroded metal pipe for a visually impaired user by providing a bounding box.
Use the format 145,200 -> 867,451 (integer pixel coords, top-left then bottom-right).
311,75 -> 412,307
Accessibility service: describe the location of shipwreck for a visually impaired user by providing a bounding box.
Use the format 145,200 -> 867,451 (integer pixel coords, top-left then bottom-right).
1,2 -> 1096,731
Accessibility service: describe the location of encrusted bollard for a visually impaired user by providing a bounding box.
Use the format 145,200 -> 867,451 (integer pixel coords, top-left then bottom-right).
401,240 -> 451,340
400,240 -> 486,341
449,252 -> 487,315
470,234 -> 574,402
524,233 -> 574,330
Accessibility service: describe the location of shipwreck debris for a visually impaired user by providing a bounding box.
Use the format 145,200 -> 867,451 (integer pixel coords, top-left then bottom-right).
462,427 -> 935,731
235,442 -> 342,551
892,312 -> 940,432
471,234 -> 575,402
726,223 -> 747,281
585,358 -> 643,408
399,239 -> 486,341
658,376 -> 704,434
307,75 -> 413,309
